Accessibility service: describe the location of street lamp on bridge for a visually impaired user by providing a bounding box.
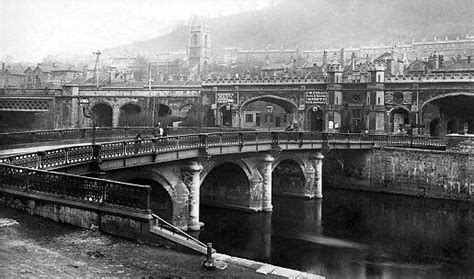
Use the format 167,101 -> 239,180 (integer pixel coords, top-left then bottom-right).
79,98 -> 96,145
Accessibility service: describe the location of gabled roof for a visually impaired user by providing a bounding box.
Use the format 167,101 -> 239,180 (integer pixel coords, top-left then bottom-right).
375,52 -> 392,61
4,68 -> 26,76
405,59 -> 435,73
261,62 -> 285,71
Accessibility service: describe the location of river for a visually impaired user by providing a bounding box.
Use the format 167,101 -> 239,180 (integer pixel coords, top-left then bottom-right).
197,188 -> 473,278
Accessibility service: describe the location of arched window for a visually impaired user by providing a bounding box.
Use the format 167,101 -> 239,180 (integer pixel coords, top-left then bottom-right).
193,34 -> 198,46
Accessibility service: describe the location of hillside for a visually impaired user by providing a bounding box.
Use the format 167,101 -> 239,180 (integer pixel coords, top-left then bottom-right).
111,0 -> 473,53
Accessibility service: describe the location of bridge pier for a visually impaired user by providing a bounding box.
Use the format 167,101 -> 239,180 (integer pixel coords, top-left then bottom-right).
261,154 -> 275,212
185,161 -> 203,231
311,152 -> 324,199
112,106 -> 120,128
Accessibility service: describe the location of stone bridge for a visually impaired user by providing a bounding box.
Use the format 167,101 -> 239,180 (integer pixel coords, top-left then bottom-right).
0,131 -> 448,231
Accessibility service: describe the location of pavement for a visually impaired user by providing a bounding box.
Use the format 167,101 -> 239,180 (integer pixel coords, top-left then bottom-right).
0,204 -> 322,278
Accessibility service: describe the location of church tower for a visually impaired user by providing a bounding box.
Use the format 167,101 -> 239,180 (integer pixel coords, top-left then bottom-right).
188,15 -> 210,79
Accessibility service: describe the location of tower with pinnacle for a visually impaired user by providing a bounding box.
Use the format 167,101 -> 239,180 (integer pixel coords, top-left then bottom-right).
187,15 -> 210,79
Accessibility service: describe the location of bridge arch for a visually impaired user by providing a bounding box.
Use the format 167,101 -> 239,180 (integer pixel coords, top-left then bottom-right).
91,103 -> 113,127
119,103 -> 142,127
201,158 -> 253,184
156,103 -> 171,118
105,169 -> 177,224
420,92 -> 474,135
200,159 -> 256,210
238,95 -> 299,130
388,105 -> 410,134
272,154 -> 309,198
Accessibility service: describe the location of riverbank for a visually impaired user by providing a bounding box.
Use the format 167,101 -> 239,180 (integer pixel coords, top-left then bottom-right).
0,204 -> 321,278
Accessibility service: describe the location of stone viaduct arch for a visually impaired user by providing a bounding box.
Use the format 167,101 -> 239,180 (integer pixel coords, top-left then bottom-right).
223,95 -> 300,129
91,103 -> 113,127
420,92 -> 474,135
388,105 -> 410,134
119,103 -> 142,127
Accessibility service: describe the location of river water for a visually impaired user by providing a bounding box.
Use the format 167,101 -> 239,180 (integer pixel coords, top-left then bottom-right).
197,188 -> 473,278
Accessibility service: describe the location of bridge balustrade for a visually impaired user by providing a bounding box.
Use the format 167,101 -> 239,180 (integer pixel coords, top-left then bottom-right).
176,135 -> 202,149
39,149 -> 69,168
0,127 -> 251,147
100,142 -> 125,158
0,132 -> 449,170
66,145 -> 94,163
0,153 -> 40,168
154,137 -> 180,151
0,163 -> 150,210
206,133 -> 223,147
254,131 -> 273,144
241,132 -> 258,143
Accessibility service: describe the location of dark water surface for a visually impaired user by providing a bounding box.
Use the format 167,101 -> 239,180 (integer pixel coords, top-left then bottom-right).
197,188 -> 474,278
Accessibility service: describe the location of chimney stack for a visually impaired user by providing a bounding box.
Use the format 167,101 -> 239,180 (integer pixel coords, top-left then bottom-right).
351,52 -> 356,71
322,51 -> 328,67
340,48 -> 345,67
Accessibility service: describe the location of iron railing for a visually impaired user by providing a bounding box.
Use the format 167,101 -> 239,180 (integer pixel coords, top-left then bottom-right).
0,131 -> 447,171
0,163 -> 150,210
0,126 -> 250,147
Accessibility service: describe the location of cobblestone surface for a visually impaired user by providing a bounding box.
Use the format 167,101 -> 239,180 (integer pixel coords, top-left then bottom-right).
0,204 -> 273,278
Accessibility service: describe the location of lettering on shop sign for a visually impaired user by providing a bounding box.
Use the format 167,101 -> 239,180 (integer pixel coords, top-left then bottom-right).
305,91 -> 327,104
217,93 -> 235,104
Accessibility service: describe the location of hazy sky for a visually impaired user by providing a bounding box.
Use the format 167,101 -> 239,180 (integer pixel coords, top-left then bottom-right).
1,0 -> 272,62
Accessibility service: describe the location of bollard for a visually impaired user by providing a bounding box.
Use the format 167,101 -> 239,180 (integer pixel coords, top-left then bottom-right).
202,243 -> 217,270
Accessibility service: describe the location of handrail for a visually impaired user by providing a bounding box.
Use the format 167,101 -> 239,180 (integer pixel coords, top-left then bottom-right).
150,213 -> 207,249
0,126 -> 253,147
0,162 -> 151,210
0,131 -> 447,170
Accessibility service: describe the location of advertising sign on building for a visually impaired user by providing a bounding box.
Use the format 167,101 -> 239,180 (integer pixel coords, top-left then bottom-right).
217,93 -> 235,104
305,91 -> 327,104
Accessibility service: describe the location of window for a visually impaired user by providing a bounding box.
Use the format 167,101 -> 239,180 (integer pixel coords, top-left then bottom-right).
193,34 -> 198,46
245,114 -> 253,123
351,109 -> 362,128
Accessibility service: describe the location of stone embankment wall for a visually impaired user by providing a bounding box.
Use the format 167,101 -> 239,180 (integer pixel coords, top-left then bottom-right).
323,148 -> 473,201
0,192 -> 152,241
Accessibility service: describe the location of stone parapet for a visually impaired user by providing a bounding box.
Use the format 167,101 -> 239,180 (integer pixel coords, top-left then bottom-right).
446,134 -> 474,153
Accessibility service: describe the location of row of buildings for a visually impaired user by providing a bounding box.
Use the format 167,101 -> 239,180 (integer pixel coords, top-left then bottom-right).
1,13 -> 473,89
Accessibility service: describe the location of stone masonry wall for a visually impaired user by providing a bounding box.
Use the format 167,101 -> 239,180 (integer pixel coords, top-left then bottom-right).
0,192 -> 151,241
323,148 -> 473,201
370,148 -> 472,200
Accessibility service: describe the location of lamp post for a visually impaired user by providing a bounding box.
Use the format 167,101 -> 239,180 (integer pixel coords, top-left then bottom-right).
266,104 -> 273,132
79,98 -> 96,145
